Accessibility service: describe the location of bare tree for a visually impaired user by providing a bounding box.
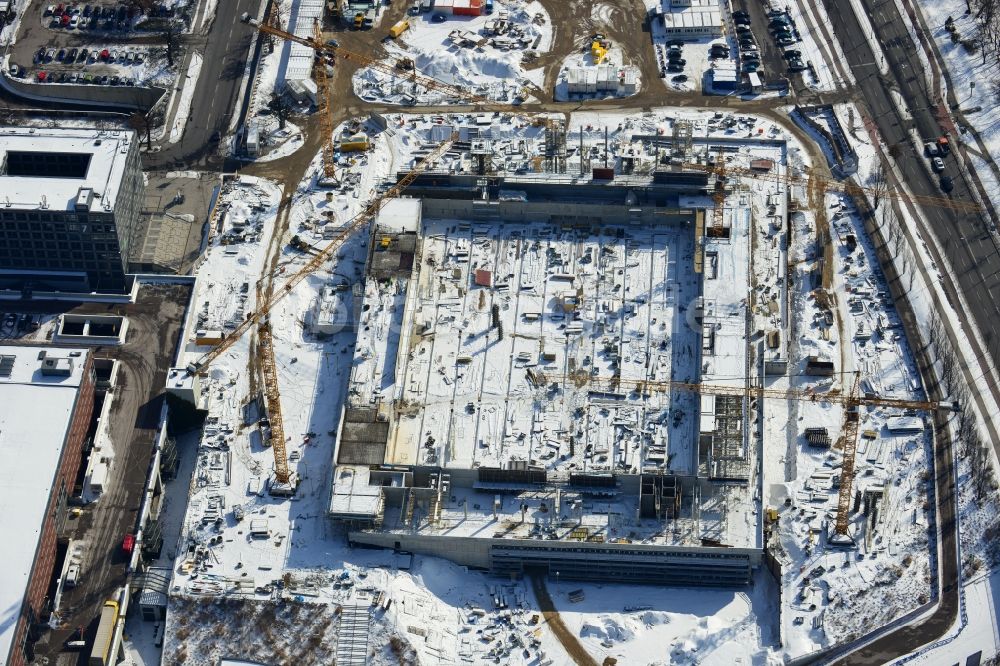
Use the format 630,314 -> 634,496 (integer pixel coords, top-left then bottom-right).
164,21 -> 179,67
268,93 -> 291,130
124,0 -> 156,11
128,111 -> 153,149
867,163 -> 890,213
892,230 -> 905,259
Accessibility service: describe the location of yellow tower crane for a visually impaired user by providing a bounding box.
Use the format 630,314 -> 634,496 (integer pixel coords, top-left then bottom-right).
187,136 -> 460,490
574,373 -> 955,537
312,19 -> 337,180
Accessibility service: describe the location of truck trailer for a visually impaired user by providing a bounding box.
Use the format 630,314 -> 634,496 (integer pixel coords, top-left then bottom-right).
89,600 -> 119,666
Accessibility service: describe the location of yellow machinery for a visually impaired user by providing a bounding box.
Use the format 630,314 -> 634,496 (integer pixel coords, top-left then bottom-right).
390,19 -> 410,38
241,13 -> 489,103
575,373 -> 955,536
591,40 -> 607,64
186,136 -> 460,489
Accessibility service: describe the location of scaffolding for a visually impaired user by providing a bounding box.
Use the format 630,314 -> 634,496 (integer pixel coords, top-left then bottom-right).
672,119 -> 694,160
544,118 -> 567,174
698,394 -> 750,481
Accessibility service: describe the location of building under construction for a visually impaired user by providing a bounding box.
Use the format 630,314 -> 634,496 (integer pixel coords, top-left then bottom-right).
327,167 -> 769,586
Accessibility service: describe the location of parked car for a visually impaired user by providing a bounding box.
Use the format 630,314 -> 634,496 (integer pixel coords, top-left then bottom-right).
67,47 -> 78,61
776,36 -> 796,46
44,5 -> 56,17
37,70 -> 48,82
924,141 -> 940,157
783,49 -> 801,59
56,48 -> 66,61
788,59 -> 807,72
671,74 -> 688,82
931,157 -> 945,172
667,63 -> 684,72
8,63 -> 20,77
733,9 -> 749,19
432,12 -> 446,22
940,175 -> 954,193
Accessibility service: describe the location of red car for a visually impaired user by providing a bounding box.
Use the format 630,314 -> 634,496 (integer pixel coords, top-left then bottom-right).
122,533 -> 136,554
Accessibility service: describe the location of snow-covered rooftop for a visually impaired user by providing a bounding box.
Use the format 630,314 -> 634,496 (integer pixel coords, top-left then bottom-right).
0,127 -> 136,211
348,208 -> 704,476
0,344 -> 90,662
334,186 -> 762,549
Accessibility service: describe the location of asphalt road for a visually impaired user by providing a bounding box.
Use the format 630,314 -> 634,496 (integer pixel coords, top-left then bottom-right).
144,0 -> 259,170
821,0 -> 992,661
829,0 -> 1000,366
26,284 -> 191,665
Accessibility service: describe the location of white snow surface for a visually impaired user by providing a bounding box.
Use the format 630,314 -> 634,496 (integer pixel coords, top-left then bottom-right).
168,51 -> 202,144
353,0 -> 551,105
158,106 -> 952,664
916,0 -> 1000,203
544,574 -> 779,664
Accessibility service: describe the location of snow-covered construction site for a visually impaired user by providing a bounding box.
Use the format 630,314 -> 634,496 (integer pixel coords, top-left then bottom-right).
145,104 -> 961,663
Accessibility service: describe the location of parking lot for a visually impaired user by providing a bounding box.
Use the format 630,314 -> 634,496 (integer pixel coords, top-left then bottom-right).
7,1 -> 178,87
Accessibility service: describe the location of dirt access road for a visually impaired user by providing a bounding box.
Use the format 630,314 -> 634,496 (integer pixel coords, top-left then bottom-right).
530,574 -> 598,666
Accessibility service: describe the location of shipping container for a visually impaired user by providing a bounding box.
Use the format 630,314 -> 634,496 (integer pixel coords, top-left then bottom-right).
195,329 -> 225,346
592,167 -> 615,180
340,133 -> 370,152
453,0 -> 482,16
389,19 -> 410,37
89,601 -> 119,666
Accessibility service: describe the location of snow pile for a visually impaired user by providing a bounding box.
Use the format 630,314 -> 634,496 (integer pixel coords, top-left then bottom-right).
168,52 -> 203,144
353,0 -> 550,105
579,617 -> 637,644
546,578 -> 777,664
415,47 -> 521,82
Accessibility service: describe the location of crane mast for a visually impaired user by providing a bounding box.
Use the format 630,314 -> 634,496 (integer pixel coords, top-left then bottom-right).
258,321 -> 294,488
187,133 -> 459,375
209,15 -> 968,514
312,19 -> 337,180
